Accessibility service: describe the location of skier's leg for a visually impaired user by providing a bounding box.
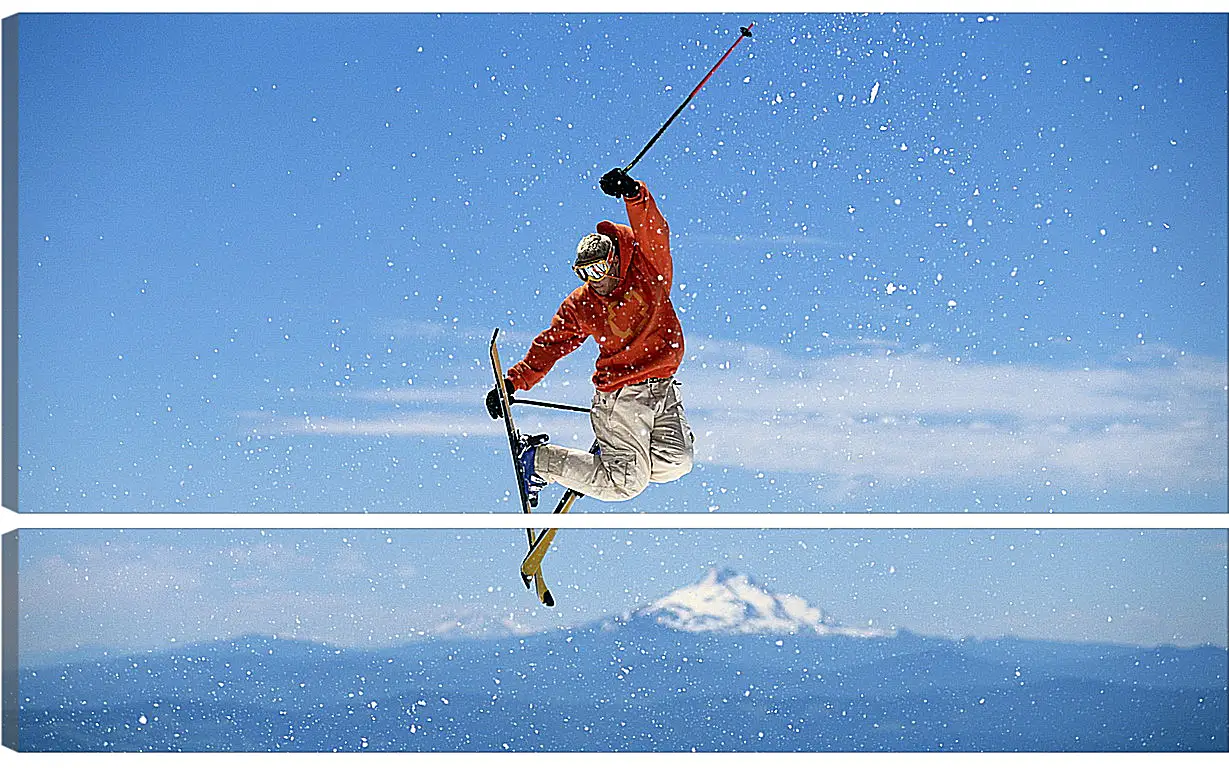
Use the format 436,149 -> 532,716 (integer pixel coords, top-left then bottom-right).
649,378 -> 695,484
534,383 -> 654,501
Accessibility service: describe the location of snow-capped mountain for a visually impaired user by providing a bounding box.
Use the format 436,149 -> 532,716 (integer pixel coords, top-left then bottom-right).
629,567 -> 890,637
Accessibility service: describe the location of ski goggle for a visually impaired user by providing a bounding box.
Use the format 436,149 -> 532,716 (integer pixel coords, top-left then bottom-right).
573,258 -> 613,283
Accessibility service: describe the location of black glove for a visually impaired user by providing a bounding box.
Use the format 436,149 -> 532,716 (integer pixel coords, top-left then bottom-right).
600,167 -> 640,199
485,378 -> 515,419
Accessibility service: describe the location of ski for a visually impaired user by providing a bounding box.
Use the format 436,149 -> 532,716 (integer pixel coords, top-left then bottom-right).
489,328 -> 555,607
520,441 -> 597,580
519,496 -> 576,581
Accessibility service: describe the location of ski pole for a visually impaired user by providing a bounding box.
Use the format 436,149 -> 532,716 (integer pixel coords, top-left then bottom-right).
623,23 -> 754,173
508,394 -> 592,414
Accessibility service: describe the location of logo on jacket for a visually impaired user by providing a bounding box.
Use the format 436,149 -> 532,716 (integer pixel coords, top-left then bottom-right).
608,287 -> 649,340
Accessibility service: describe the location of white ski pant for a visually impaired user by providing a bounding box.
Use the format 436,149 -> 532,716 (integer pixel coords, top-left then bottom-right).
535,377 -> 694,502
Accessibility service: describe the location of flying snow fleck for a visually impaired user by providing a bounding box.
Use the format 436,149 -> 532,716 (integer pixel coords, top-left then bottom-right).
870,81 -> 880,103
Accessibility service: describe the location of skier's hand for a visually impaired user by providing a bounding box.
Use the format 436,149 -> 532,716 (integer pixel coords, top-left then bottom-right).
600,167 -> 640,199
485,378 -> 515,419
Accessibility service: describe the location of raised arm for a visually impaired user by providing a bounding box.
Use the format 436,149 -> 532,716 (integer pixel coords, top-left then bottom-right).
600,168 -> 672,285
623,182 -> 671,285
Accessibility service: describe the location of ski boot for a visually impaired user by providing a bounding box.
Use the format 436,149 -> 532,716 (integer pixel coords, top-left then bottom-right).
517,433 -> 550,507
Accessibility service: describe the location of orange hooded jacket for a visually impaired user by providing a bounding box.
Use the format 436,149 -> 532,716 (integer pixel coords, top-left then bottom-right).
507,183 -> 684,394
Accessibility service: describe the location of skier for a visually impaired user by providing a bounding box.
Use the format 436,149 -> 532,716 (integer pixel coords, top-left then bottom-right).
486,168 -> 694,504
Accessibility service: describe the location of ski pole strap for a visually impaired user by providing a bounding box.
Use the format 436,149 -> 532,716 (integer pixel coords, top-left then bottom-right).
624,22 -> 754,173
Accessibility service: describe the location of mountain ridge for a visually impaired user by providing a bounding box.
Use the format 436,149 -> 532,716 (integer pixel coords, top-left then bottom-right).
19,568 -> 1227,668
17,569 -> 1227,751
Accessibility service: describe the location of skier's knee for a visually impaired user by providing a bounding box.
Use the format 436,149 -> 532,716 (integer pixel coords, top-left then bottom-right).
650,458 -> 691,484
650,437 -> 694,483
657,451 -> 694,483
674,442 -> 694,477
597,461 -> 650,502
614,471 -> 651,501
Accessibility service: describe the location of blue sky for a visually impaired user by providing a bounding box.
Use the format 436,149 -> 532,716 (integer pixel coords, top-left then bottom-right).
10,12 -> 1229,512
16,527 -> 1228,663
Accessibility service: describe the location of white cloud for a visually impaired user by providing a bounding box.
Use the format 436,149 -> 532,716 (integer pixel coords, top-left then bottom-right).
269,413 -> 502,438
256,335 -> 1226,493
352,387 -> 485,405
680,341 -> 1226,488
